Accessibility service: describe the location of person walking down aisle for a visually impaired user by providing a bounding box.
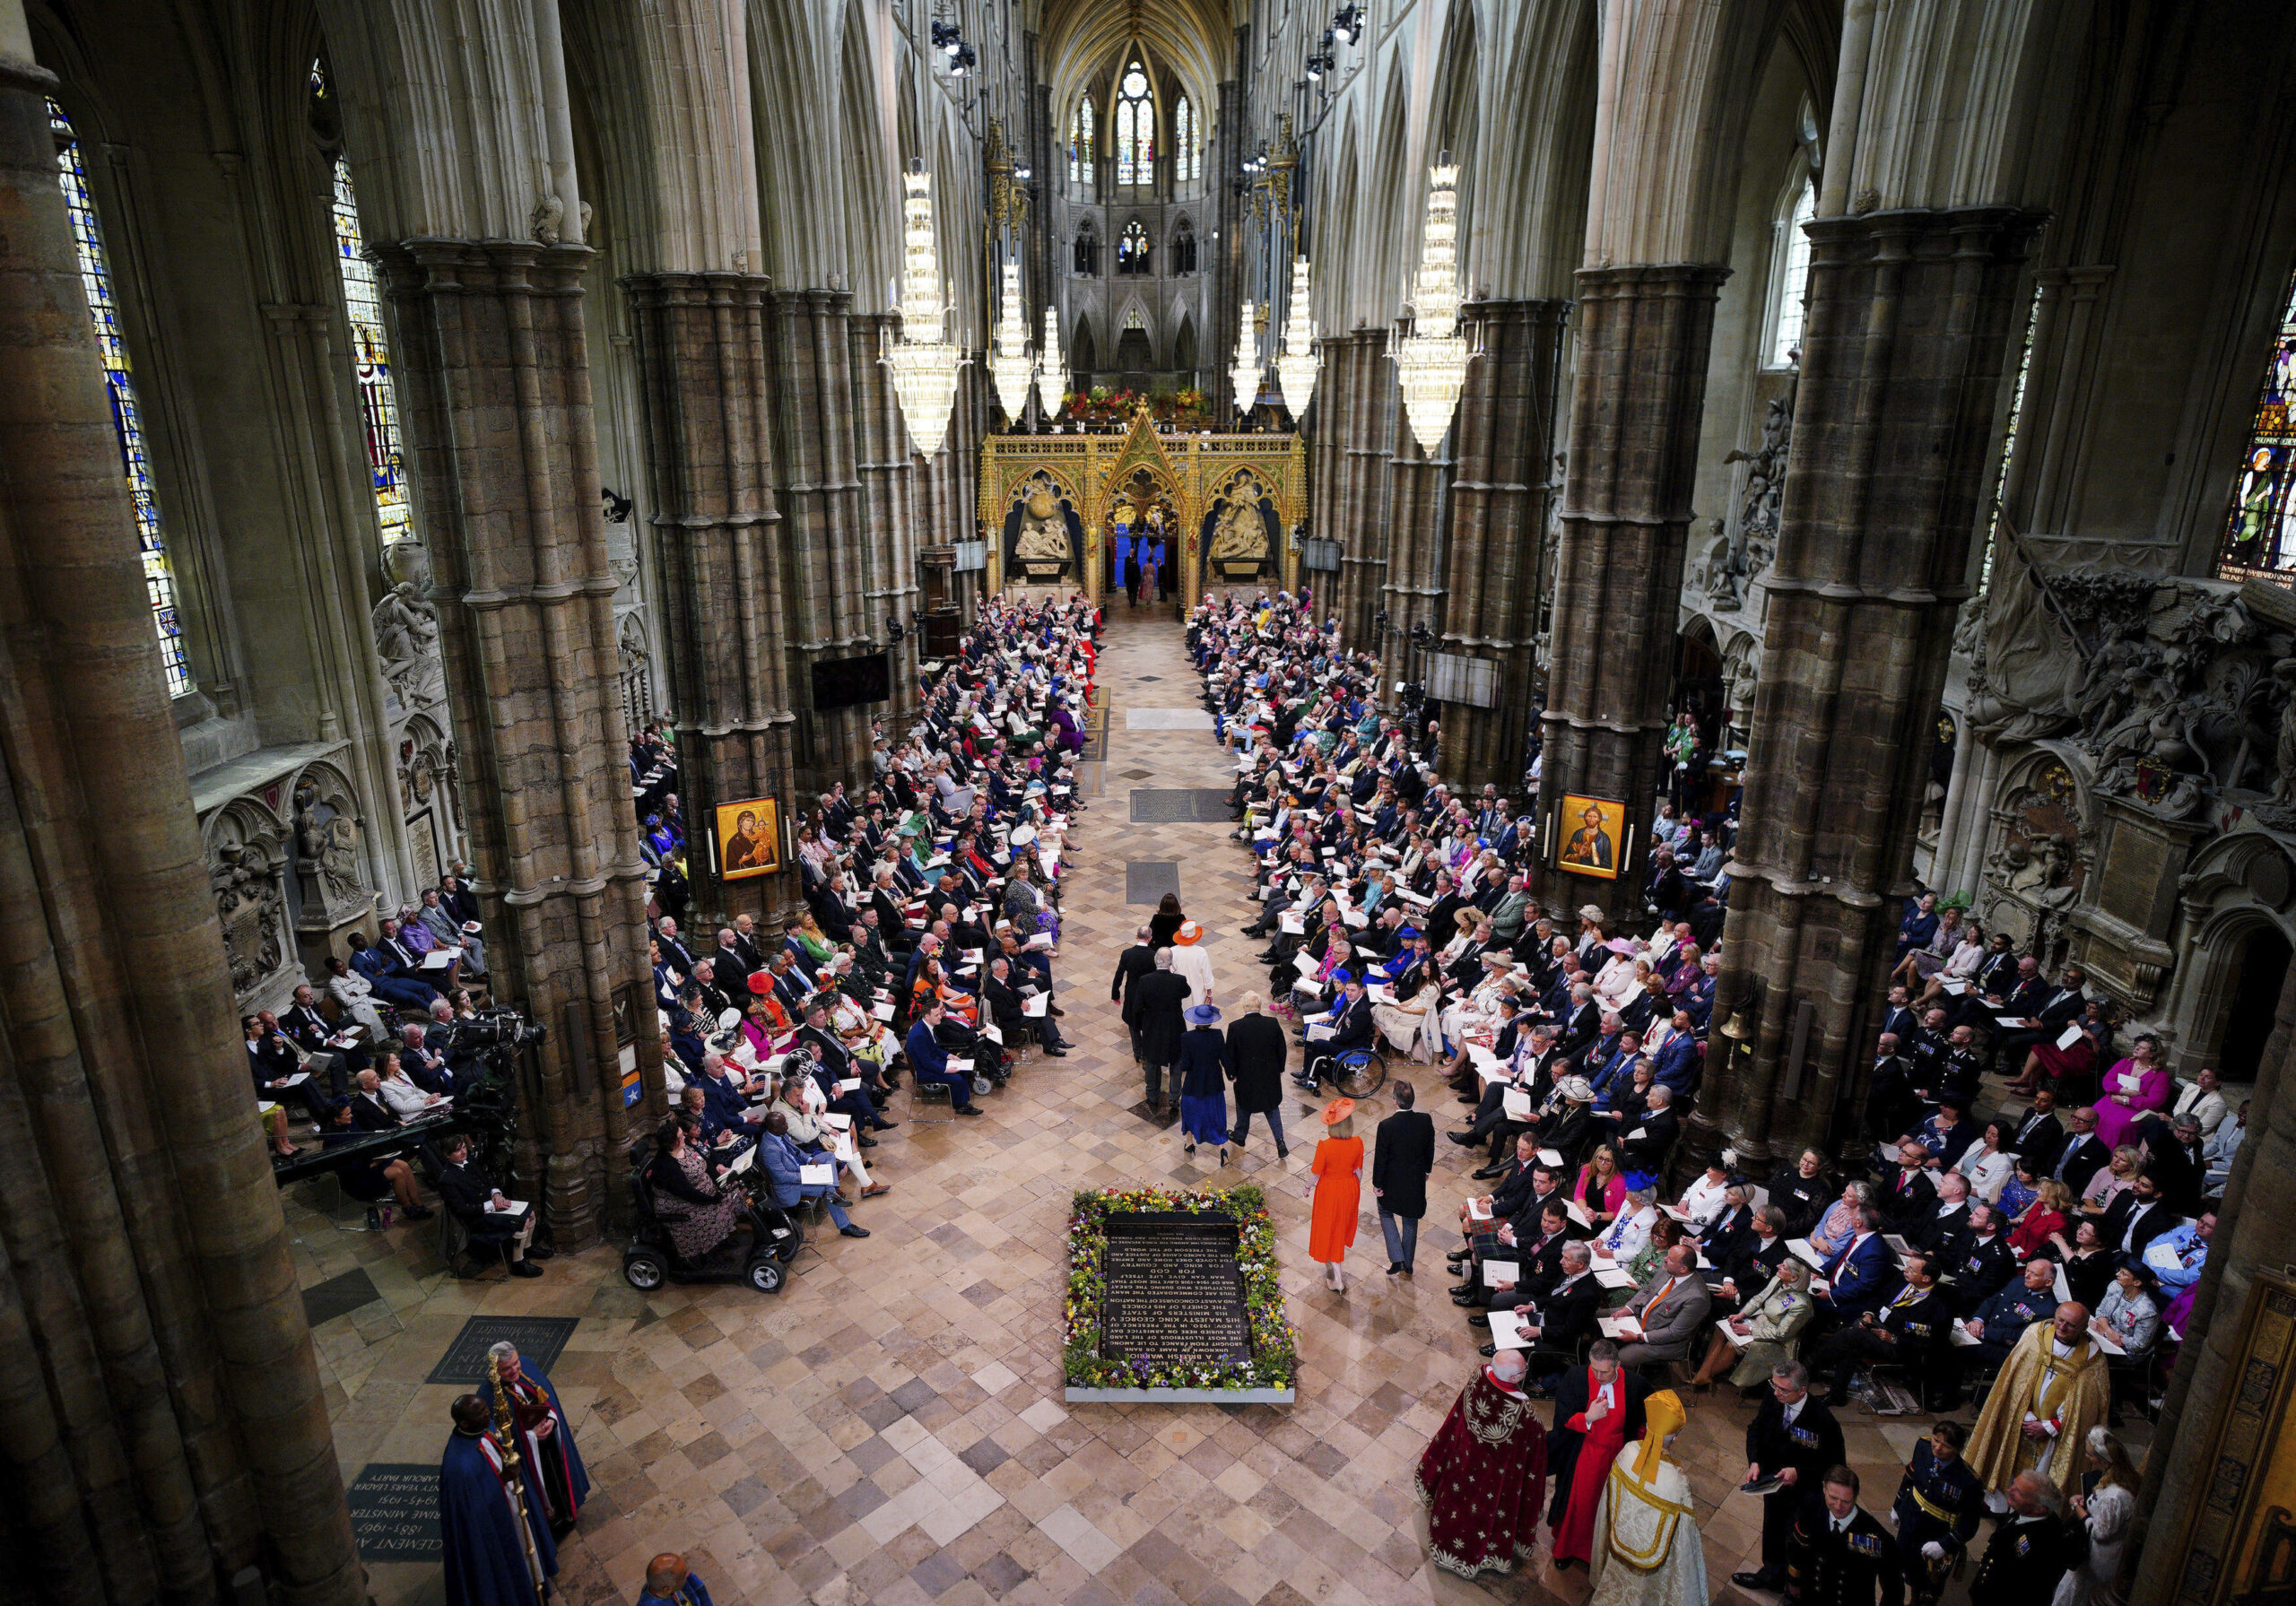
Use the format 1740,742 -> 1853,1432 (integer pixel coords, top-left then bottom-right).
439,1393 -> 556,1606
1587,1391 -> 1708,1606
1224,992 -> 1291,1159
1308,1098 -> 1363,1291
1415,1348 -> 1550,1580
1373,1081 -> 1435,1275
1175,1003 -> 1231,1161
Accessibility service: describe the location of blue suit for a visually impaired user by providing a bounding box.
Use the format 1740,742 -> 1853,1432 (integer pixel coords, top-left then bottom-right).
352,943 -> 437,1010
904,1018 -> 974,1108
756,1131 -> 853,1226
1653,1033 -> 1701,1097
1818,1232 -> 1898,1320
439,1430 -> 557,1606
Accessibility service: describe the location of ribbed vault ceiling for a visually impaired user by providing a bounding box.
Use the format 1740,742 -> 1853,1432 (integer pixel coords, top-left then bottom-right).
1041,0 -> 1233,121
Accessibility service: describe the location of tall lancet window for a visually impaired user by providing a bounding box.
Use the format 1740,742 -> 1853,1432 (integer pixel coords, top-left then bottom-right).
1070,96 -> 1095,189
1174,96 -> 1198,183
1768,178 -> 1817,369
2219,264 -> 2296,585
328,158 -> 412,547
49,100 -> 192,697
1115,63 -> 1153,187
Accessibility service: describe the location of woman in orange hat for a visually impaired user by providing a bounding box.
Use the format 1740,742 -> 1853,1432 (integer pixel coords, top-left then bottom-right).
1307,1098 -> 1364,1292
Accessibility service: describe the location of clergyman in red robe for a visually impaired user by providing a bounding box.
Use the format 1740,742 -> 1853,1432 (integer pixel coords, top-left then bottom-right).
1415,1349 -> 1550,1578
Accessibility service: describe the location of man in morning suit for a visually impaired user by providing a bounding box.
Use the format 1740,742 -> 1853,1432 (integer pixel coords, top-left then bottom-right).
1371,1082 -> 1436,1275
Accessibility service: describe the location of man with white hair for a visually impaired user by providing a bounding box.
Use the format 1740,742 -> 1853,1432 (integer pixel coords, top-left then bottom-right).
1131,946 -> 1194,1116
1414,1348 -> 1551,1579
481,1340 -> 589,1533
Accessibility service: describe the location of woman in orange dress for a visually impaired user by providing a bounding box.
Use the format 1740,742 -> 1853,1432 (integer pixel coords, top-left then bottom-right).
1307,1098 -> 1364,1293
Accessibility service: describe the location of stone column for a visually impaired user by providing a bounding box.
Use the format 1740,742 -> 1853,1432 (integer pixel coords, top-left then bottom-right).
849,311 -> 923,725
1333,329 -> 1392,641
1440,299 -> 1569,789
0,57 -> 361,1604
2133,960 -> 2295,1598
1701,207 -> 2044,1167
1378,392 -> 1450,698
375,239 -> 658,1243
1532,265 -> 1728,925
770,287 -> 869,793
622,271 -> 796,927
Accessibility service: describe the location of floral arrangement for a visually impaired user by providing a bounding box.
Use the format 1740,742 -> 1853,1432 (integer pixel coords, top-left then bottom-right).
1151,389 -> 1212,427
1062,1183 -> 1297,1391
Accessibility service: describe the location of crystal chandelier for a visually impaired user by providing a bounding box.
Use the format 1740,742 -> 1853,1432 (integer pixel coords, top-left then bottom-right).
1274,256 -> 1320,417
1230,299 -> 1262,416
1037,305 -> 1066,419
1391,159 -> 1472,452
883,164 -> 968,456
988,261 -> 1034,424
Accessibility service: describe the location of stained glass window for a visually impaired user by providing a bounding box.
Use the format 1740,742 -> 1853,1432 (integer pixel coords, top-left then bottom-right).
1070,96 -> 1094,188
1115,65 -> 1152,187
1175,97 -> 1197,184
329,156 -> 412,546
49,100 -> 191,697
1118,220 -> 1150,276
2217,263 -> 2296,586
1769,179 -> 1816,369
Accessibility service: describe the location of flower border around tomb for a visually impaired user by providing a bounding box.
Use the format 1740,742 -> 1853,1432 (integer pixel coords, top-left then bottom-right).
1062,1183 -> 1296,1402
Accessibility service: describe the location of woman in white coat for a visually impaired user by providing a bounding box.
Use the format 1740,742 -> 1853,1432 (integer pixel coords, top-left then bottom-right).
2054,1428 -> 2140,1605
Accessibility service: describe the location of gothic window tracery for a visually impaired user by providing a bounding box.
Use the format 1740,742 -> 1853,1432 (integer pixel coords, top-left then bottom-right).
1070,95 -> 1095,189
2217,262 -> 2296,585
1117,219 -> 1151,275
1173,218 -> 1197,275
1115,63 -> 1153,187
48,100 -> 191,698
1175,96 -> 1198,184
1073,220 -> 1099,276
316,65 -> 412,551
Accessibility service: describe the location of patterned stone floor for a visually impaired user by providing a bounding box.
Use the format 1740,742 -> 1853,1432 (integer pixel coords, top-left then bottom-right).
283,610 -> 2109,1606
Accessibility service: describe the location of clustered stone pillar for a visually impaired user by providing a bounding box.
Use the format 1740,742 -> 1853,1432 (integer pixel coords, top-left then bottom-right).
1439,298 -> 1569,790
2133,961 -> 2296,1597
0,59 -> 361,1604
770,287 -> 872,791
1329,328 -> 1393,644
1378,376 -> 1451,698
1702,207 -> 2044,1167
376,239 -> 659,1245
1533,265 -> 1728,926
622,270 -> 797,927
848,310 -> 923,726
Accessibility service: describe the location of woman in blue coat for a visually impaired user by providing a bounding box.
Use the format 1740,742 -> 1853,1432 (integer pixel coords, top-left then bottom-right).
1175,1003 -> 1233,1162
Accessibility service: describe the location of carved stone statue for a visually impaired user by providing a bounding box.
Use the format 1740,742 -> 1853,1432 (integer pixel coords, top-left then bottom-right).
211,839 -> 284,996
530,193 -> 564,246
373,581 -> 438,664
2274,658 -> 2296,805
1012,488 -> 1073,568
295,783 -> 365,907
1207,495 -> 1271,565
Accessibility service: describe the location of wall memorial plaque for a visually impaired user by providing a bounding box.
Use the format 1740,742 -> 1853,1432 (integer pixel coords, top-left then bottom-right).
1100,1212 -> 1251,1367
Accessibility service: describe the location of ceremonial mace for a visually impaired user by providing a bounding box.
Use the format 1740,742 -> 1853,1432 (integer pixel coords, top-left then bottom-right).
486,1350 -> 550,1604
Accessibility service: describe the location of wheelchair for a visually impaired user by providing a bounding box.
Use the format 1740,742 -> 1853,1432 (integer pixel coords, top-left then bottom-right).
1304,1042 -> 1390,1100
620,1134 -> 803,1295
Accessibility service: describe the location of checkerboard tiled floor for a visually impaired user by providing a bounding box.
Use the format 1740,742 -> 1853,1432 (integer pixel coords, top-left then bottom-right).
283,612 -> 2106,1606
